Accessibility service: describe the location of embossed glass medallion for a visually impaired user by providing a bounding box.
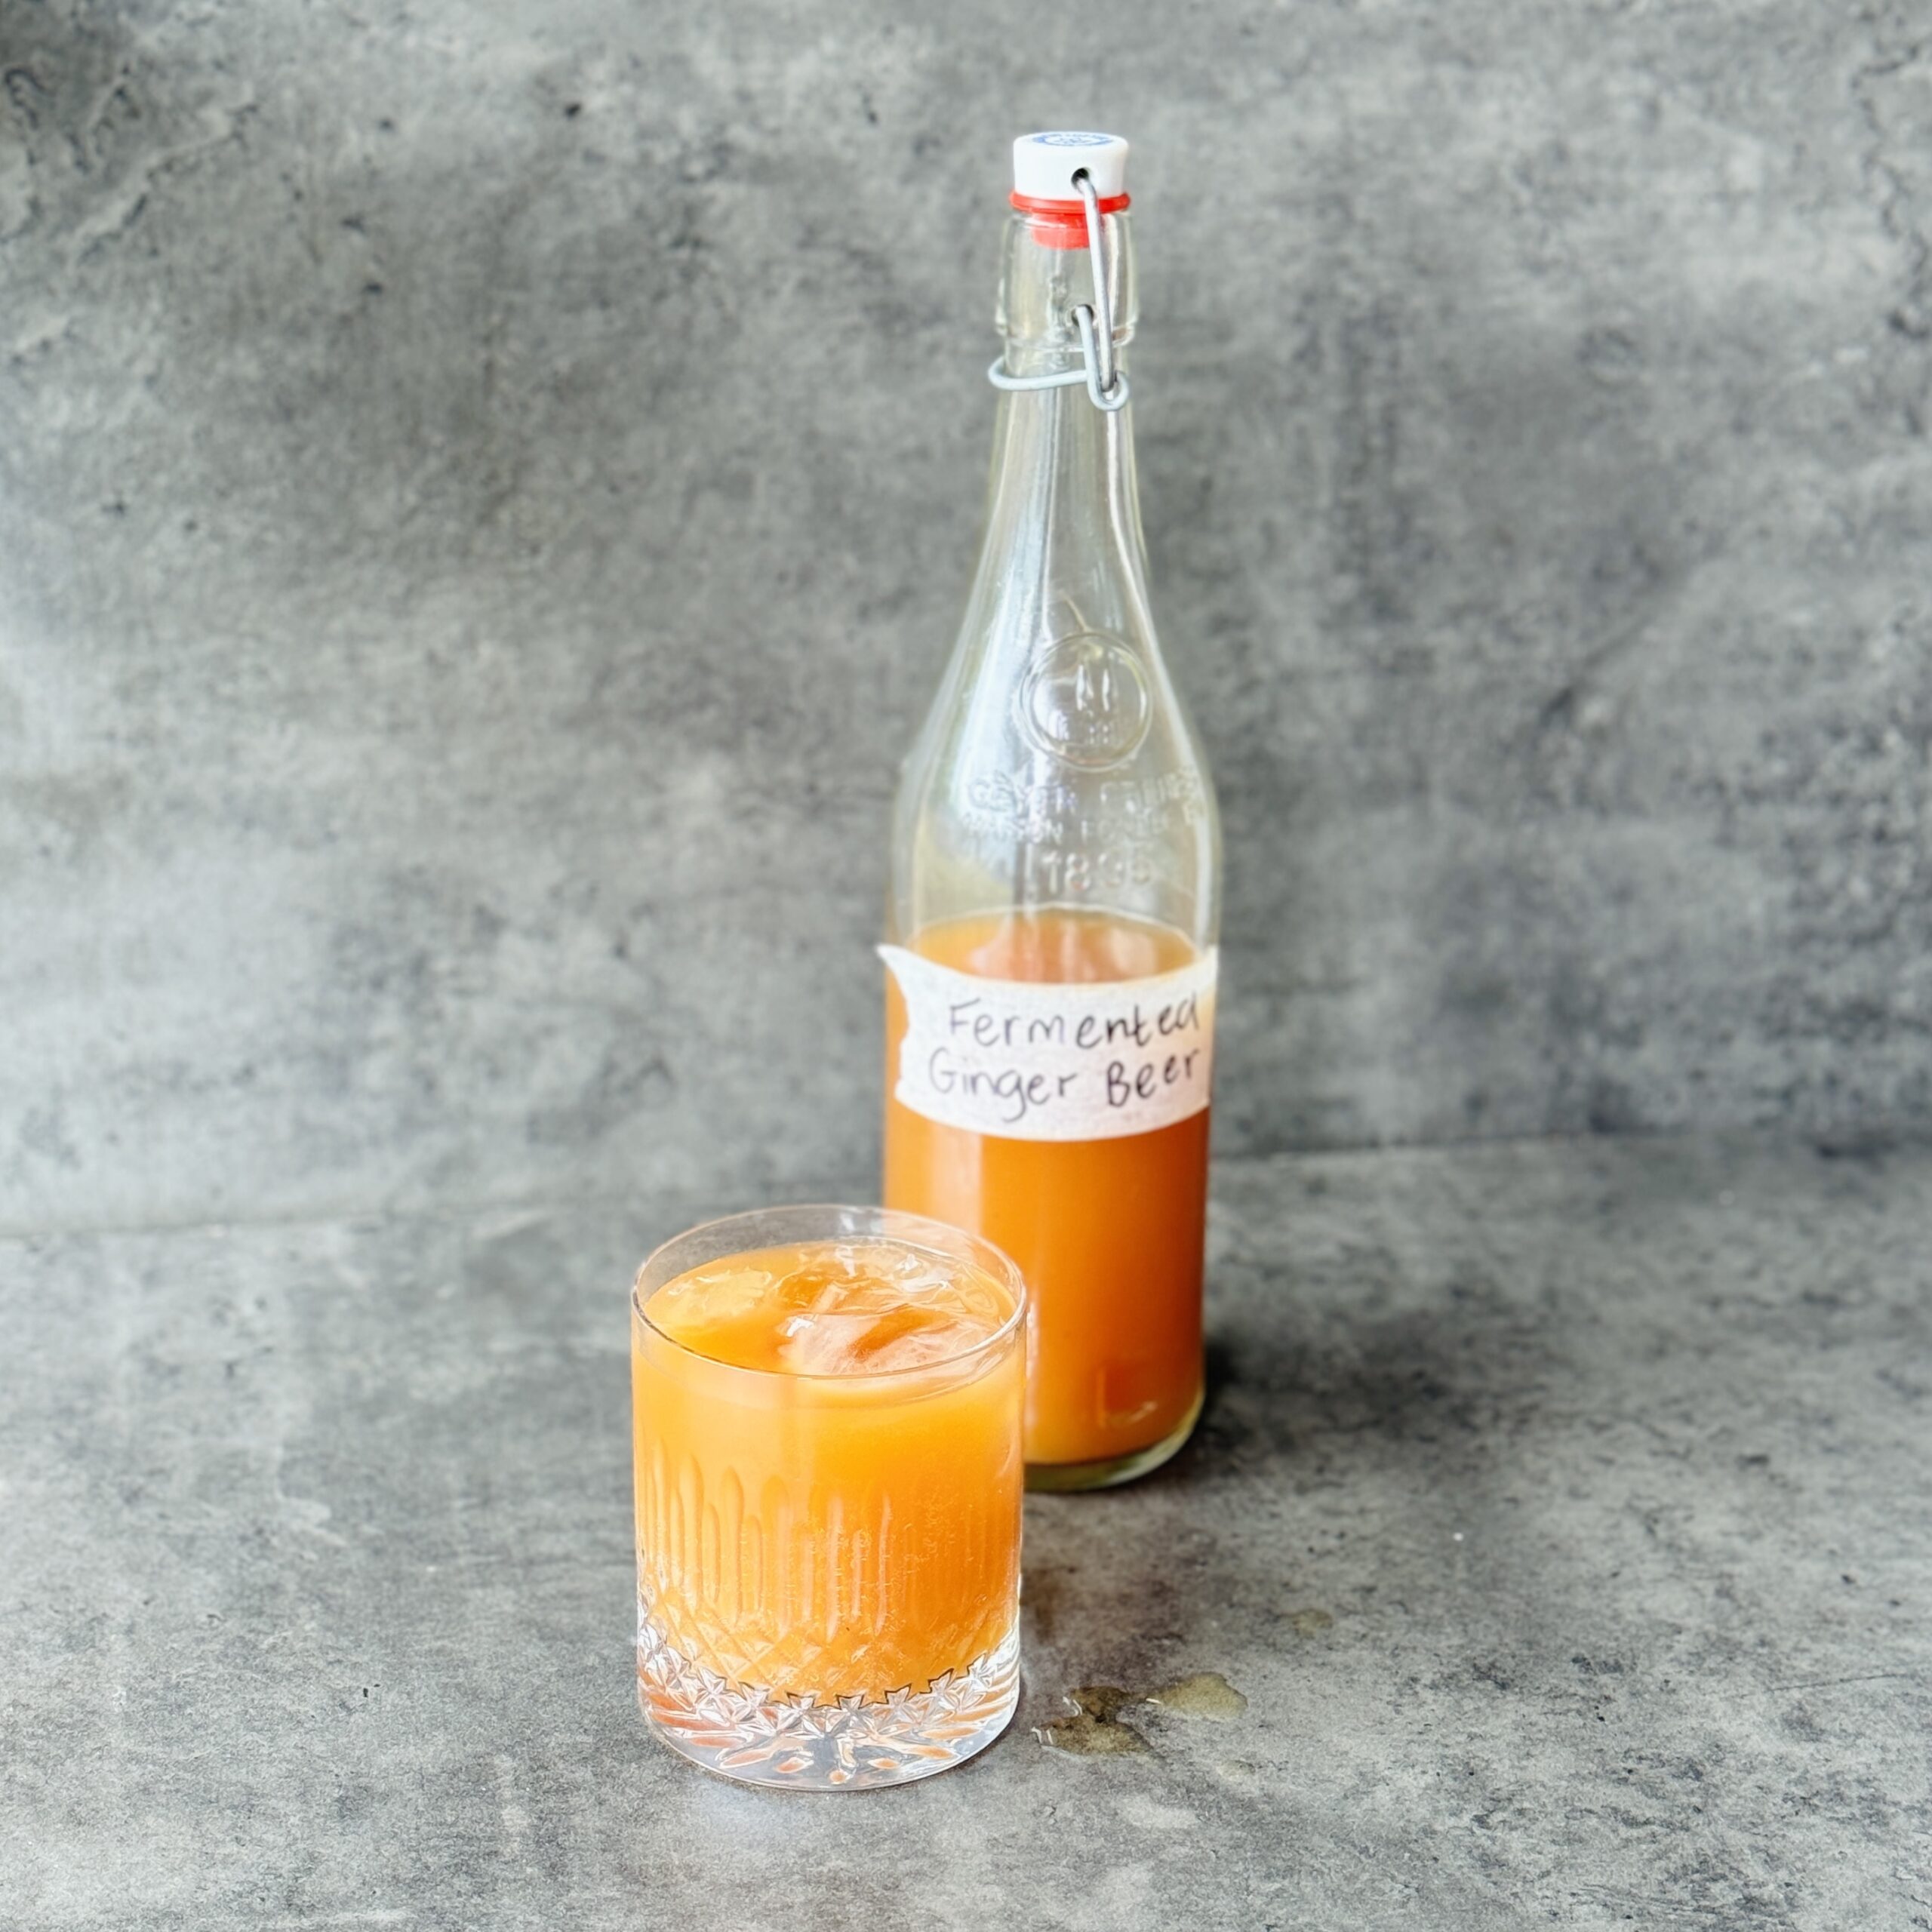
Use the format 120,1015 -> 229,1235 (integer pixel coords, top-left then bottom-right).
631,1206 -> 1026,1789
1017,631 -> 1153,770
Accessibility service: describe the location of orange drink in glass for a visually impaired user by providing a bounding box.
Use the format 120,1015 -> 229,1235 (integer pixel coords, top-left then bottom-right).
631,1204 -> 1026,1789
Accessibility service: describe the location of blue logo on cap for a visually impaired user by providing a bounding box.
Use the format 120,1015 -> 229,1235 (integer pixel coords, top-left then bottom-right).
1033,131 -> 1112,147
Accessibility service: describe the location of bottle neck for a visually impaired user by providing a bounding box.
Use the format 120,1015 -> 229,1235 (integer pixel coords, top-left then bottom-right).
888,193 -> 1218,952
978,209 -> 1152,644
995,205 -> 1137,377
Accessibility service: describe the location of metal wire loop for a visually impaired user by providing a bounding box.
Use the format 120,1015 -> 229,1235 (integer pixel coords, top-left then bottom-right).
1070,171 -> 1123,405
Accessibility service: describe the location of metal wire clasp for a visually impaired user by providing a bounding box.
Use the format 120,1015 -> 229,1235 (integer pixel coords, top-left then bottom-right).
987,168 -> 1131,413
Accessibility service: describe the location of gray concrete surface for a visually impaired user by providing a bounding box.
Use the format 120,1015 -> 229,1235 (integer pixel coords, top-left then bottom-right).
2,1134 -> 1927,1929
3,3 -> 1930,1232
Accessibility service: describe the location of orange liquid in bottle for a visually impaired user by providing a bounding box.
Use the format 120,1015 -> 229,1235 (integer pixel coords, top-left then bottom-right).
632,1237 -> 1023,1700
883,908 -> 1210,1473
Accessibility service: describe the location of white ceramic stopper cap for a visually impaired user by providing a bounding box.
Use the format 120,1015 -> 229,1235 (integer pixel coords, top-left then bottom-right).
1012,131 -> 1129,202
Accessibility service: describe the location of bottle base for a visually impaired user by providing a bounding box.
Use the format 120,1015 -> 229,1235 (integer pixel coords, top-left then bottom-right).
1024,1385 -> 1204,1492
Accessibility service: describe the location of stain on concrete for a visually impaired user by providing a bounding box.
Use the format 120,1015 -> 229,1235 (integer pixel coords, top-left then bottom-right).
1144,1672 -> 1249,1721
1036,1685 -> 1151,1757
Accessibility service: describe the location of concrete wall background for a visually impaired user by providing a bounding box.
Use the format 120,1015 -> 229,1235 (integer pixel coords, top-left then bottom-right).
2,0 -> 1927,1233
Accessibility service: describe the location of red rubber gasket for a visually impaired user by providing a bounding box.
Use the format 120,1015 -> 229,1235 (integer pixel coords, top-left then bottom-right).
1010,189 -> 1131,250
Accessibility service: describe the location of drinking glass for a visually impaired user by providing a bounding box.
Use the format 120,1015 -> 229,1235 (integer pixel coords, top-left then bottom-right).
632,1204 -> 1026,1789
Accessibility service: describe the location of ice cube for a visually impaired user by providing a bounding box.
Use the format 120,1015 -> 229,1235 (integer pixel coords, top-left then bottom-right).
775,1311 -> 880,1377
779,1297 -> 1001,1376
651,1264 -> 774,1326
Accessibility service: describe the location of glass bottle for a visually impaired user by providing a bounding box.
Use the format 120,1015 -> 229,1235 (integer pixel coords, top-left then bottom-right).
881,133 -> 1222,1490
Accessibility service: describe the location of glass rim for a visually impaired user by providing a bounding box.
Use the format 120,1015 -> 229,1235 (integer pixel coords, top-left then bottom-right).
631,1203 -> 1029,1383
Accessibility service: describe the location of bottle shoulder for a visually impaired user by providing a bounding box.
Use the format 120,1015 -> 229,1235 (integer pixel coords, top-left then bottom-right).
888,604 -> 1220,949
888,371 -> 1218,947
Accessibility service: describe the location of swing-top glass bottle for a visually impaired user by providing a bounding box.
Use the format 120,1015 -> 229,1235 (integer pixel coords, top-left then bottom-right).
882,132 -> 1222,1490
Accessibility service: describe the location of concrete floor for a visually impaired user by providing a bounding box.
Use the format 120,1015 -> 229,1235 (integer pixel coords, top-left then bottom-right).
5,1134 -> 1926,1929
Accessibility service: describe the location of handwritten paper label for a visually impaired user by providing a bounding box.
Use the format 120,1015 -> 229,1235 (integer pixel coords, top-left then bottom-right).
880,944 -> 1218,1143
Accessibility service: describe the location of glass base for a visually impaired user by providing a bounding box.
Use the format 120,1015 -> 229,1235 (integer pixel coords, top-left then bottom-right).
1025,1385 -> 1204,1492
635,1614 -> 1020,1790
